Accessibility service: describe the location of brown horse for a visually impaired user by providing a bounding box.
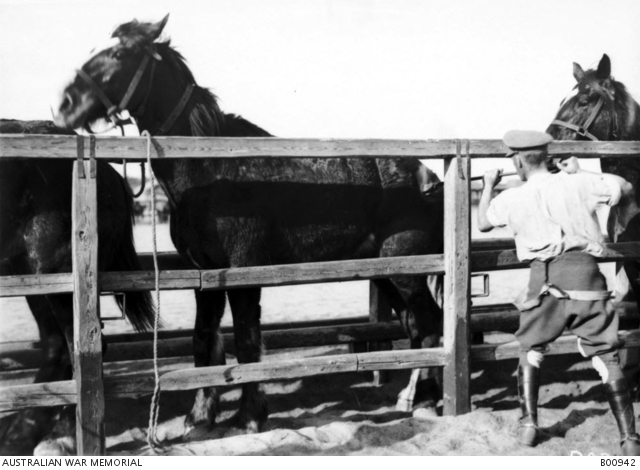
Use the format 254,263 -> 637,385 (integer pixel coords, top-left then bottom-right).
0,119 -> 155,455
547,54 -> 640,382
51,15 -> 444,439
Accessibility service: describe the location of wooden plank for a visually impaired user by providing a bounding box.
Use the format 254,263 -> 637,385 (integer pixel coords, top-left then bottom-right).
442,147 -> 472,416
471,241 -> 640,272
158,347 -> 446,391
0,381 -> 78,410
355,348 -> 446,371
100,269 -> 202,292
2,135 -> 639,160
1,322 -> 405,372
100,255 -> 445,293
0,348 -> 445,411
159,354 -> 360,391
199,254 -> 445,289
7,329 -> 640,412
3,239 -> 639,297
368,282 -> 393,385
0,273 -> 73,297
471,248 -> 524,272
7,303 -> 638,372
471,329 -> 640,362
71,147 -> 105,456
470,139 -> 640,159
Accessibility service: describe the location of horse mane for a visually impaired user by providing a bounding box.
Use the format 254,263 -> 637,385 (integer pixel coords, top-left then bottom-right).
610,79 -> 640,140
153,42 -> 225,137
111,18 -> 270,138
153,41 -> 270,138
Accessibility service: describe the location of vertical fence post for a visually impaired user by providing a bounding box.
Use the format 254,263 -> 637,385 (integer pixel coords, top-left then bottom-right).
369,281 -> 393,385
72,135 -> 105,455
442,140 -> 471,416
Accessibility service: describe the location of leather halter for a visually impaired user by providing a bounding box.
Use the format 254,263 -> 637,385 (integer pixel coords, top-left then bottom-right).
550,80 -> 616,142
77,53 -> 152,127
550,95 -> 605,141
76,46 -> 195,135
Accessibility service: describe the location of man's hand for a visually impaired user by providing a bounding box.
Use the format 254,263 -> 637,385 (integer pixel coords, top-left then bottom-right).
557,156 -> 581,174
483,169 -> 503,189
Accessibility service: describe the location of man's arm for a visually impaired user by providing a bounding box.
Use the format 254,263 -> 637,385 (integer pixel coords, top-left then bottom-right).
477,169 -> 502,232
557,157 -> 633,201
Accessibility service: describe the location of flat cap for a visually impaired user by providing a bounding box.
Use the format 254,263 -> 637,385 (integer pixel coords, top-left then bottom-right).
503,130 -> 553,157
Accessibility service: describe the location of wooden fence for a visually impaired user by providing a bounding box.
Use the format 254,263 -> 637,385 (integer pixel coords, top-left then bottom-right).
1,135 -> 640,455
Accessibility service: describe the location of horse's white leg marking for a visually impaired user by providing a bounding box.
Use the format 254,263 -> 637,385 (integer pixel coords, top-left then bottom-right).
396,368 -> 421,412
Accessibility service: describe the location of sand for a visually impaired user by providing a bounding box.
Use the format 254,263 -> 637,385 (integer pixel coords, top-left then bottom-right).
1,344 -> 631,457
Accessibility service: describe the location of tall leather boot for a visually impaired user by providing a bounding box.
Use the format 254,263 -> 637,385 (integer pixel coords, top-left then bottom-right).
604,379 -> 640,456
517,365 -> 540,447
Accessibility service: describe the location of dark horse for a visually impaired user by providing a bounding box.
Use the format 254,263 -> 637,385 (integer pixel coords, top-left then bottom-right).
52,15 -> 444,437
0,119 -> 155,455
547,54 -> 640,378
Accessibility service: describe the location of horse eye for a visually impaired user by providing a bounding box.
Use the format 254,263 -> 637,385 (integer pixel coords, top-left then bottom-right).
112,49 -> 124,60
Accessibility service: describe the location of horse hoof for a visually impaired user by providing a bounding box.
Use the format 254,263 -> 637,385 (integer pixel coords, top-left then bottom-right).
182,422 -> 211,442
34,437 -> 76,456
396,398 -> 413,412
224,421 -> 260,438
184,392 -> 217,438
413,407 -> 438,420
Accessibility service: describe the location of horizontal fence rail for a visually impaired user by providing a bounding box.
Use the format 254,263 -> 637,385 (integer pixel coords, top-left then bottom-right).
4,328 -> 640,413
3,241 -> 640,298
2,135 -> 640,160
4,303 -> 639,375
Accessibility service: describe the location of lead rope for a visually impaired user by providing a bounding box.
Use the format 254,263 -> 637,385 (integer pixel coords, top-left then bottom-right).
142,130 -> 163,453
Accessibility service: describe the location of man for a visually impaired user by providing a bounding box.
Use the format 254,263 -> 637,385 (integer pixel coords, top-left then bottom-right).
478,130 -> 640,455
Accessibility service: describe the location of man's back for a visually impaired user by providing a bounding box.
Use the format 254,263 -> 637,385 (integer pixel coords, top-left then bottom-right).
487,171 -> 621,261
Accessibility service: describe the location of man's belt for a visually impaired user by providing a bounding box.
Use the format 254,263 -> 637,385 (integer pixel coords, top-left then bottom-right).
514,282 -> 611,311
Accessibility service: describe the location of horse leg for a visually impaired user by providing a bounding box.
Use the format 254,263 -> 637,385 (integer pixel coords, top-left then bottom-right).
227,287 -> 267,433
373,276 -> 442,413
184,289 -> 227,436
33,294 -> 78,456
1,296 -> 71,454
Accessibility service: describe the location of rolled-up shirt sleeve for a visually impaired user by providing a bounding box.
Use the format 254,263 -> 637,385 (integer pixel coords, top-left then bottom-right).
588,173 -> 622,209
485,191 -> 510,228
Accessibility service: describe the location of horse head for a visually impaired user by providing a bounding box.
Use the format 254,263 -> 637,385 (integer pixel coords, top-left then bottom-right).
52,15 -> 169,131
547,54 -> 639,142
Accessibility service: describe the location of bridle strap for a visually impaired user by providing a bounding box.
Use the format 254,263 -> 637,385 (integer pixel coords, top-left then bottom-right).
76,68 -> 117,116
76,50 -> 153,124
154,83 -> 195,135
135,58 -> 156,118
118,53 -> 151,112
550,96 -> 605,141
76,46 -> 194,136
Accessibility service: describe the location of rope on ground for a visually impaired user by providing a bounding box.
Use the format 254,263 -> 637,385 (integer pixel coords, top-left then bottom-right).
142,130 -> 164,453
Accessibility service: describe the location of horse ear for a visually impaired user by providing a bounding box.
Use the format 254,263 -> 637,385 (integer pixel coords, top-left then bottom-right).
597,54 -> 611,80
573,62 -> 585,83
149,14 -> 169,41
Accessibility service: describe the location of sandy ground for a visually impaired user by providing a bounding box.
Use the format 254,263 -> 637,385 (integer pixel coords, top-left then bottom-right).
0,343 -> 634,457
115,351 -> 636,457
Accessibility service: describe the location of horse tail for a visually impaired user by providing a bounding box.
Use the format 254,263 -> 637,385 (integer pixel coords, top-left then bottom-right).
110,176 -> 157,333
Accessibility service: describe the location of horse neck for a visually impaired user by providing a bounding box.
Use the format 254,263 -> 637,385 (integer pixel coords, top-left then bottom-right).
605,80 -> 640,140
134,71 -> 198,137
619,98 -> 640,140
134,60 -> 226,207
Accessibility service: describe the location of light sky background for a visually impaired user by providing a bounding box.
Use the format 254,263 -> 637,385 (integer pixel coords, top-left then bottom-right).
0,0 -> 639,177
